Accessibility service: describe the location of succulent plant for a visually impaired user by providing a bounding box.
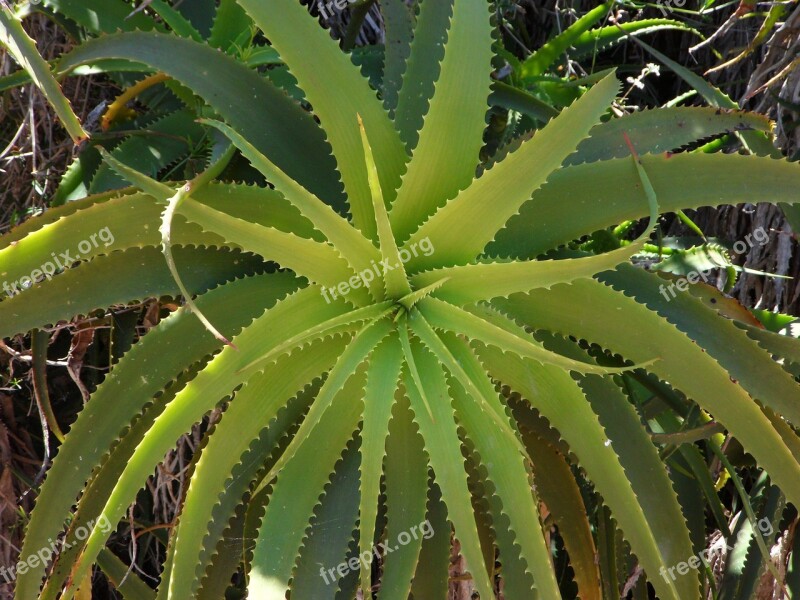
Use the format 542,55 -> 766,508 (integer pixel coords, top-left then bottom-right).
2,0 -> 800,598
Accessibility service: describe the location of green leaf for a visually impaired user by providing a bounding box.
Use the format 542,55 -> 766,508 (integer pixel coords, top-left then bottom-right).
381,0 -> 414,114
291,442 -> 361,598
98,147 -> 175,199
479,347 -> 698,600
59,287 -> 353,598
0,246 -> 262,339
255,317 -> 394,487
388,0 -> 493,242
194,502 -> 248,600
601,265 -> 800,428
0,5 -> 88,143
739,323 -> 800,371
394,0 -> 454,149
235,0 -> 407,240
193,183 -> 321,241
103,145 -> 239,345
239,301 -> 394,373
404,72 -> 621,270
379,394 -> 430,600
581,374 -> 697,600
208,0 -> 253,51
41,0 -> 160,34
358,116 -> 411,298
748,308 -> 797,333
14,272 -> 298,598
358,333 -> 404,595
498,279 -> 800,507
42,374 -> 185,600
634,32 -> 800,231
90,111 -> 204,194
162,338 -> 346,599
56,32 -> 343,204
445,344 -> 561,598
201,119 -> 383,301
570,107 -> 772,167
0,187 -> 129,249
419,297 -> 646,375
175,0 -> 215,36
569,19 -> 697,60
249,369 -> 367,597
180,199 -> 366,303
651,244 -> 732,275
411,241 -> 648,305
0,181 -> 324,296
148,0 -> 203,40
409,482 -> 450,599
631,28 -> 800,238
97,549 -> 155,600
0,192 -> 156,289
401,341 -> 495,600
407,309 -> 540,446
194,504 -> 248,600
398,315 -> 435,421
489,81 -> 559,122
491,153 -> 800,259
518,1 -> 613,79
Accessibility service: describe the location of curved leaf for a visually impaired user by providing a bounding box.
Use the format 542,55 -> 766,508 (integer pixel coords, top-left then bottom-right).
56,32 -> 343,203
401,341 -> 495,600
379,394 -> 430,600
518,2 -> 612,79
0,246 -> 263,339
358,333 -> 404,596
393,0 -> 453,149
479,346 -> 699,600
498,280 -> 800,507
236,0 -> 407,240
389,0 -> 493,241
492,153 -> 800,258
14,272 -> 298,598
59,287 -> 351,598
404,72 -> 620,270
0,5 -> 88,143
249,369 -> 367,597
162,338 -> 346,599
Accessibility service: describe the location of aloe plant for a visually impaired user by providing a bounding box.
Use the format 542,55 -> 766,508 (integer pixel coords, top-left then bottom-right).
2,0 -> 800,599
